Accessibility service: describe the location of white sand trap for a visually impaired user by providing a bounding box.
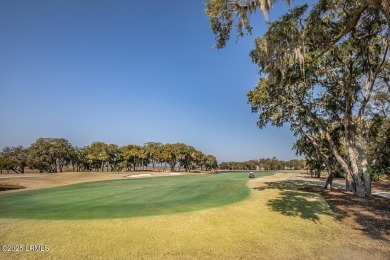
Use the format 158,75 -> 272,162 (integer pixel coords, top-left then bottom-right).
127,174 -> 152,178
169,172 -> 181,176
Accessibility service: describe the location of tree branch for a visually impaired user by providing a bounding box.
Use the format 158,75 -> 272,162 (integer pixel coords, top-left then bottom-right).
314,3 -> 370,59
358,45 -> 389,121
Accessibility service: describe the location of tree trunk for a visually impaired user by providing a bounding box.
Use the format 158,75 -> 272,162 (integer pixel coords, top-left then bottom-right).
324,160 -> 334,190
346,172 -> 353,192
324,131 -> 352,179
356,135 -> 372,196
315,168 -> 321,178
345,138 -> 361,194
352,172 -> 371,197
11,169 -> 20,174
170,162 -> 175,172
344,133 -> 371,197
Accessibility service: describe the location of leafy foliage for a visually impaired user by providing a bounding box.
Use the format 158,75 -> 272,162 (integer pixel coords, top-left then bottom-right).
206,0 -> 389,196
205,0 -> 291,48
0,138 -> 218,173
28,138 -> 73,173
219,157 -> 305,170
0,146 -> 28,173
247,2 -> 388,196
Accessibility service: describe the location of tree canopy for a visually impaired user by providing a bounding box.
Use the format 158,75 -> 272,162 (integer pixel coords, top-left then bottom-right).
205,0 -> 390,49
0,138 -> 218,173
219,157 -> 305,171
206,0 -> 389,197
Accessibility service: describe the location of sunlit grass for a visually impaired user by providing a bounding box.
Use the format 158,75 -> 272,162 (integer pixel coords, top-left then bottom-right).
0,172 -> 273,220
1,173 -> 388,259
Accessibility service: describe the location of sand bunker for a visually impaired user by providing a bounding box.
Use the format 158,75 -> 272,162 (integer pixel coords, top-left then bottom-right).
169,172 -> 182,176
127,174 -> 152,178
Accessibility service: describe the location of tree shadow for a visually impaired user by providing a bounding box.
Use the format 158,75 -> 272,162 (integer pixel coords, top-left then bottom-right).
303,186 -> 390,242
254,181 -> 390,241
253,181 -> 333,222
0,184 -> 26,192
372,181 -> 390,193
289,179 -> 345,190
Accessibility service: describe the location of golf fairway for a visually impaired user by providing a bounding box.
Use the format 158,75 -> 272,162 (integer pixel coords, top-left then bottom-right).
0,172 -> 274,220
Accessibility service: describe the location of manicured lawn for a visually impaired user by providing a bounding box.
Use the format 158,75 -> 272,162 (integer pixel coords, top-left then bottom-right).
1,172 -> 388,259
0,172 -> 274,220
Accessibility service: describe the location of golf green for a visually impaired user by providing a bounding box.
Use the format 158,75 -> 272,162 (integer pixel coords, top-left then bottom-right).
0,172 -> 274,220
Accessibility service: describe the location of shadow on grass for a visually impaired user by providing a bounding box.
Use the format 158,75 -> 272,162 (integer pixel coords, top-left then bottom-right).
254,181 -> 390,241
303,186 -> 390,242
253,181 -> 332,222
0,184 -> 25,192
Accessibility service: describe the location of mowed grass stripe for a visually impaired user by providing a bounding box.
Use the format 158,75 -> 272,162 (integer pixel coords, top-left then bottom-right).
0,172 -> 275,220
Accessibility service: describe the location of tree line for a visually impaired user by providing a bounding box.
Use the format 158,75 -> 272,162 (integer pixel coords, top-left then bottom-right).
0,138 -> 218,173
219,158 -> 305,171
206,0 -> 389,197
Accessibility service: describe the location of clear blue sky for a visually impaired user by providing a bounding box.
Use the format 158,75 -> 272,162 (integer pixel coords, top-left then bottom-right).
0,0 -> 308,162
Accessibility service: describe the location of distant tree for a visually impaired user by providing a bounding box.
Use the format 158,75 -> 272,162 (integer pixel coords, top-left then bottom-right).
144,142 -> 162,170
107,144 -> 120,172
119,145 -> 142,171
137,146 -> 149,171
28,138 -> 73,173
161,143 -> 180,172
219,157 -> 302,171
69,146 -> 85,172
0,146 -> 28,173
285,159 -> 305,170
84,142 -> 109,172
204,155 -> 218,171
0,154 -> 10,173
162,143 -> 210,172
1,139 -> 218,174
192,150 -> 206,171
175,144 -> 196,172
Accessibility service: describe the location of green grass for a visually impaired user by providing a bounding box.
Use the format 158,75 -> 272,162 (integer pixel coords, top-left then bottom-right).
0,172 -> 274,220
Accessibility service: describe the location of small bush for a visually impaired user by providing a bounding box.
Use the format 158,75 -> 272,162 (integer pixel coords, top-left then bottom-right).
369,168 -> 390,182
334,170 -> 345,178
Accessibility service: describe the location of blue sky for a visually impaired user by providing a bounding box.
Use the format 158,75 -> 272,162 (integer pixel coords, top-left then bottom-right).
0,0 -> 308,162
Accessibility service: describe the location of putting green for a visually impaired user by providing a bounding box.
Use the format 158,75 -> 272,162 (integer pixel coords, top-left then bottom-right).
0,172 -> 274,220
